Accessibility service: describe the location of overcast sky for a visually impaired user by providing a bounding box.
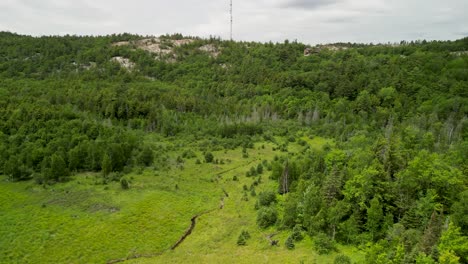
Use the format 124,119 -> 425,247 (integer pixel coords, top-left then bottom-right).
0,0 -> 467,44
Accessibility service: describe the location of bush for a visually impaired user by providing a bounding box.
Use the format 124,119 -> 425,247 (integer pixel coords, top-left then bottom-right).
250,188 -> 257,197
258,191 -> 277,207
256,207 -> 278,228
237,230 -> 251,246
257,164 -> 263,174
237,234 -> 247,246
292,225 -> 304,241
182,149 -> 196,158
314,233 -> 336,254
204,152 -> 214,163
242,192 -> 249,201
285,235 -> 295,249
138,146 -> 154,166
249,166 -> 257,176
120,178 -> 129,190
334,254 -> 352,264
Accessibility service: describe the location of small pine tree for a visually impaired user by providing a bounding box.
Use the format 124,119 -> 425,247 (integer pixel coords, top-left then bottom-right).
292,225 -> 304,241
250,166 -> 257,176
50,154 -> 68,181
250,188 -> 257,197
334,254 -> 352,264
102,153 -> 112,177
120,178 -> 129,190
204,152 -> 214,163
237,230 -> 250,246
257,164 -> 263,174
285,235 -> 295,249
237,234 -> 247,246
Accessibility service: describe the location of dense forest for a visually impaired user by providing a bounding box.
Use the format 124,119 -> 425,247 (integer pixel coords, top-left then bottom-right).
0,31 -> 467,263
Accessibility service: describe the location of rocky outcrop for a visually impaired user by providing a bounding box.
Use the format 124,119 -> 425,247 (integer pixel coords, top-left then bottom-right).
110,57 -> 135,71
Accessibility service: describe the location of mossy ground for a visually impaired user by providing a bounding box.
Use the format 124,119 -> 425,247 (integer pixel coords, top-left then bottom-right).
0,138 -> 363,263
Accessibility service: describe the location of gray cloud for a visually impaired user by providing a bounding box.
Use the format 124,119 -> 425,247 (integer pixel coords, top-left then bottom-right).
0,0 -> 466,44
281,0 -> 341,9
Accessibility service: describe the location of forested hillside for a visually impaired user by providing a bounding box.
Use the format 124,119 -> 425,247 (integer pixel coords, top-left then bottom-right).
0,32 -> 467,263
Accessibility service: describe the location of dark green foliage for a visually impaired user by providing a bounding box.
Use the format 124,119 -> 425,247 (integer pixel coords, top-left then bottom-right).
237,230 -> 251,246
285,235 -> 295,249
4,155 -> 30,181
256,164 -> 263,174
256,207 -> 278,228
334,254 -> 352,264
181,149 -> 196,159
204,152 -> 214,163
451,190 -> 468,234
249,166 -> 257,176
291,225 -> 304,241
50,154 -> 68,181
314,233 -> 336,254
120,178 -> 129,189
257,191 -> 277,207
366,197 -> 383,241
0,33 -> 467,261
220,123 -> 263,138
138,146 -> 154,166
250,188 -> 256,197
102,153 -> 112,177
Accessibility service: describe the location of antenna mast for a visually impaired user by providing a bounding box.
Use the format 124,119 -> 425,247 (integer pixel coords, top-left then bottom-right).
230,0 -> 233,40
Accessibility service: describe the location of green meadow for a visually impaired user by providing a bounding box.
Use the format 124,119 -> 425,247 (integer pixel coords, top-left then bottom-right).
0,139 -> 363,263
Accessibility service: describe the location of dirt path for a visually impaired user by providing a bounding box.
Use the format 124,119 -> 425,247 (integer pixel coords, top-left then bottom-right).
170,208 -> 216,250
106,161 -> 255,263
106,204 -> 220,263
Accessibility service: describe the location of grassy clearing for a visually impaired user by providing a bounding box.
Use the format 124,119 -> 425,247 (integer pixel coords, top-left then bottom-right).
0,137 -> 363,263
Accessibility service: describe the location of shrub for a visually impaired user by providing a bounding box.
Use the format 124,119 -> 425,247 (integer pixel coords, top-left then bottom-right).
250,166 -> 257,176
257,164 -> 263,174
292,225 -> 304,241
138,146 -> 154,166
250,188 -> 257,197
182,149 -> 196,158
334,254 -> 352,264
257,207 -> 278,228
237,230 -> 251,246
120,178 -> 129,190
285,235 -> 295,249
314,233 -> 336,254
204,152 -> 214,163
258,191 -> 277,207
237,234 -> 247,246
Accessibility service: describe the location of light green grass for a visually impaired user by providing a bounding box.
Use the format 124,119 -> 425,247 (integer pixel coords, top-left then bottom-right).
0,138 -> 363,263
